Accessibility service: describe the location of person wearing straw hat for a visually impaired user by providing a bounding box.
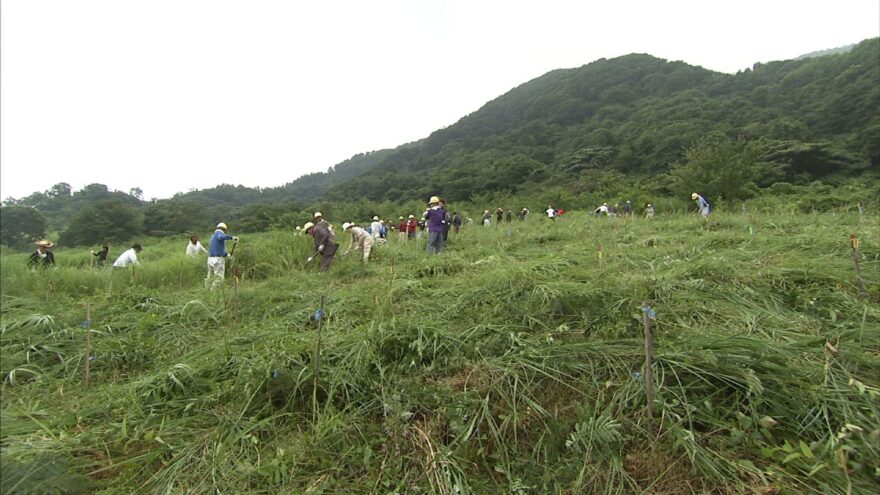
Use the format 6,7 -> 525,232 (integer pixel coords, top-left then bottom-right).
113,243 -> 143,268
692,193 -> 710,220
205,222 -> 239,289
424,196 -> 447,255
342,222 -> 373,263
27,240 -> 56,267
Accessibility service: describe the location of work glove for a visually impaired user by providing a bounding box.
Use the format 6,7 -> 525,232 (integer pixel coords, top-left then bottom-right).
307,256 -> 314,263
317,244 -> 325,253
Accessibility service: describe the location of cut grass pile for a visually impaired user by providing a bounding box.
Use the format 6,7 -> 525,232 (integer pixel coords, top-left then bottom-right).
1,209 -> 878,494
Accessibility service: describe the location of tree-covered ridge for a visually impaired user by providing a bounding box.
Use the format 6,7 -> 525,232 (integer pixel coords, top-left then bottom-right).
2,39 -> 878,246
324,38 -> 879,202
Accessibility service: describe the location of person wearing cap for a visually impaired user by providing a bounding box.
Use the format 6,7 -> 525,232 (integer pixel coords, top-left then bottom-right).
644,203 -> 655,219
692,193 -> 710,220
406,215 -> 418,239
91,243 -> 109,267
186,235 -> 208,257
424,196 -> 447,255
113,243 -> 143,268
306,212 -> 339,271
206,223 -> 239,289
343,222 -> 373,263
27,240 -> 56,268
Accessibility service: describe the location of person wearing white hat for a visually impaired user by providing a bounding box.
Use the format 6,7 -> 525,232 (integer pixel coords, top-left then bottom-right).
644,203 -> 655,219
205,222 -> 239,289
305,213 -> 339,271
343,222 -> 373,263
369,216 -> 382,241
27,240 -> 56,267
406,214 -> 418,239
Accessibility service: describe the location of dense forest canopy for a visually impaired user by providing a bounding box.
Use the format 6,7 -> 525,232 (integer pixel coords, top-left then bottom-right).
2,39 -> 878,246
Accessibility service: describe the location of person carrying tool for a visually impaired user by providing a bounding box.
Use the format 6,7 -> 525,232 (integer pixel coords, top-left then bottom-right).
343,222 -> 373,263
205,223 -> 239,289
692,193 -> 710,220
91,243 -> 109,266
305,212 -> 339,271
27,240 -> 56,268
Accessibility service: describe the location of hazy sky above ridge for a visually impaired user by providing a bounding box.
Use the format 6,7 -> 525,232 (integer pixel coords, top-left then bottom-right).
2,0 -> 878,201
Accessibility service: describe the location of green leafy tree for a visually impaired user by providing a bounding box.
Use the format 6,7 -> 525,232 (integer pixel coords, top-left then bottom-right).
59,200 -> 142,246
0,206 -> 48,249
669,136 -> 782,202
142,201 -> 209,237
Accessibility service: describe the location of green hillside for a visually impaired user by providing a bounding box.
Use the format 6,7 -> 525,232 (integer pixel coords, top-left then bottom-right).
1,203 -> 877,493
2,39 -> 878,247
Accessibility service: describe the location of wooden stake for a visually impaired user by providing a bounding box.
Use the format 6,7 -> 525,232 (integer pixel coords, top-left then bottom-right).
642,303 -> 655,436
851,234 -> 866,297
312,295 -> 325,423
84,303 -> 92,387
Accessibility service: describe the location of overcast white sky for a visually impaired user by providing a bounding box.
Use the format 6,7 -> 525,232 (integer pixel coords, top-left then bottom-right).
1,0 -> 878,201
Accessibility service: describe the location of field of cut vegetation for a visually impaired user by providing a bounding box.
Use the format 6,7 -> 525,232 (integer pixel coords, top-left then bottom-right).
1,206 -> 878,494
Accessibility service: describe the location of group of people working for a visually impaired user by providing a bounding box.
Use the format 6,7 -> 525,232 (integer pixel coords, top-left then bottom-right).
25,193 -> 712,282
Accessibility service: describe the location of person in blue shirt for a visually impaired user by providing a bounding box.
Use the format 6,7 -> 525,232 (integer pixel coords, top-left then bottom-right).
692,193 -> 710,220
206,222 -> 239,289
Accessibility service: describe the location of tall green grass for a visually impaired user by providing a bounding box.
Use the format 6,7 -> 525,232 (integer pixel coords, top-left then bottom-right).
1,208 -> 877,494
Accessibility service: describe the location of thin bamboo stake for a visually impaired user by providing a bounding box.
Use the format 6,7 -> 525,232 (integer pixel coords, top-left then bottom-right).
312,295 -> 325,423
642,303 -> 655,436
850,234 -> 866,297
84,303 -> 92,387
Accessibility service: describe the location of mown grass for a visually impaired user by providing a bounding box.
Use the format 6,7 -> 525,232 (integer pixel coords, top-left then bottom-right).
1,207 -> 878,494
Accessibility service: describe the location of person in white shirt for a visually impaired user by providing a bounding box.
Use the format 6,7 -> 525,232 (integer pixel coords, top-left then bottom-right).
369,216 -> 382,241
113,243 -> 143,268
546,205 -> 556,220
186,236 -> 208,256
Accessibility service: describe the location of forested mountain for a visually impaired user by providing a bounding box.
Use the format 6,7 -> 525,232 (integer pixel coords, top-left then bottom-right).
2,38 -> 878,246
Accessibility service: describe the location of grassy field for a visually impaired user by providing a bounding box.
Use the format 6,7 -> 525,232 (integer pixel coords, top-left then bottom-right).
1,208 -> 878,494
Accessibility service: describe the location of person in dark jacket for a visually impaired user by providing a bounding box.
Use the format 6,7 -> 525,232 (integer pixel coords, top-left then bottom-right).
27,240 -> 56,268
495,207 -> 504,224
91,243 -> 109,266
305,212 -> 339,271
425,196 -> 447,255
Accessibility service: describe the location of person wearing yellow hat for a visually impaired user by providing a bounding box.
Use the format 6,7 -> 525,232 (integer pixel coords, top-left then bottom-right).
27,240 -> 55,268
342,222 -> 373,263
424,195 -> 447,255
206,222 -> 239,289
692,193 -> 710,220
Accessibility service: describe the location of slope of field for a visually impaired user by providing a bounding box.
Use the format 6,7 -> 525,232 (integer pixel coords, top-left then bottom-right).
1,207 -> 878,494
